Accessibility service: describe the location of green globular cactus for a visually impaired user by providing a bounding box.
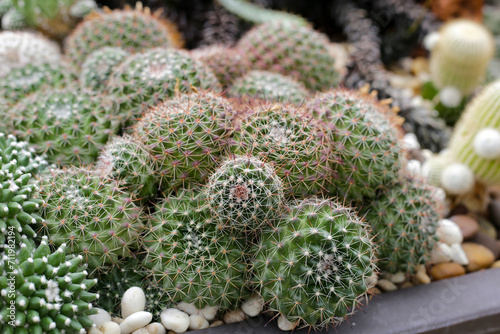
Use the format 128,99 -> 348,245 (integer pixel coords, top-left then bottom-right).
135,92 -> 234,190
251,198 -> 377,330
362,178 -> 443,274
80,47 -> 130,93
90,257 -> 147,317
229,70 -> 309,104
144,284 -> 172,321
448,80 -> 500,185
142,191 -> 247,311
429,19 -> 495,96
0,237 -> 98,334
231,103 -> 335,198
107,48 -> 221,129
307,89 -> 407,202
7,89 -> 121,167
95,134 -> 158,201
0,133 -> 48,248
0,31 -> 62,78
34,167 -> 144,273
191,45 -> 250,88
236,21 -> 339,92
0,63 -> 75,106
65,3 -> 183,66
206,155 -> 284,235
1,6 -> 26,30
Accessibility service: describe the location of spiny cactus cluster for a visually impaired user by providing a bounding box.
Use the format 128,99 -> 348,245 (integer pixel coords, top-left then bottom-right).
0,237 -> 98,334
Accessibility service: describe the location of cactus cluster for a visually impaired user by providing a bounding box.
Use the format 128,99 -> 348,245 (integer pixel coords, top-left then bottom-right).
6,89 -> 121,166
107,48 -> 221,128
229,70 -> 309,104
0,134 -> 48,247
34,167 -> 143,272
65,3 -> 183,66
237,21 -> 339,91
251,198 -> 377,330
0,237 -> 98,334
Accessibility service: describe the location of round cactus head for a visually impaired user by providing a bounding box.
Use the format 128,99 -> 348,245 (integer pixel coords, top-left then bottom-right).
80,46 -> 130,92
429,19 -> 495,95
231,103 -> 336,198
95,134 -> 158,201
229,70 -> 309,104
34,167 -> 144,273
65,2 -> 183,66
0,236 -> 98,334
206,155 -> 284,235
7,89 -> 122,167
0,133 -> 48,247
142,190 -> 247,310
135,92 -> 235,190
0,31 -> 61,78
237,21 -> 339,91
362,177 -> 444,274
251,198 -> 377,330
107,48 -> 221,128
307,89 -> 407,203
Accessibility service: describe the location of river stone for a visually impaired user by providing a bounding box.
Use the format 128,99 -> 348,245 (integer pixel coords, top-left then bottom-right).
469,231 -> 500,259
449,215 -> 479,239
431,263 -> 466,280
462,242 -> 495,271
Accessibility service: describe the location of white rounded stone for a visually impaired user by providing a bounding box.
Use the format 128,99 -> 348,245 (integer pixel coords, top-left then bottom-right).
388,272 -> 406,284
441,163 -> 474,195
176,302 -> 198,315
210,320 -> 224,328
277,315 -> 295,331
416,264 -> 431,284
99,321 -> 121,334
88,328 -> 103,334
473,128 -> 500,159
199,305 -> 218,321
437,219 -> 463,245
131,328 -> 149,334
430,242 -> 453,264
120,311 -> 153,334
424,31 -> 441,50
439,86 -> 462,108
241,295 -> 265,317
88,308 -> 111,327
406,159 -> 422,177
403,133 -> 421,150
145,323 -> 166,334
377,279 -> 397,292
160,309 -> 190,333
189,314 -> 209,330
122,287 -> 146,319
449,243 -> 469,265
222,309 -> 247,324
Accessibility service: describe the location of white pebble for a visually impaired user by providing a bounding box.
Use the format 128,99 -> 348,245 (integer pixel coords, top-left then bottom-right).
120,311 -> 153,334
223,309 -> 247,324
377,279 -> 398,292
473,128 -> 500,159
406,159 -> 422,177
424,31 -> 440,50
277,315 -> 296,331
88,328 -> 103,334
88,308 -> 111,327
145,323 -> 166,334
199,305 -> 218,321
241,295 -> 265,317
161,309 -> 190,333
99,321 -> 121,334
441,163 -> 474,195
176,302 -> 198,315
449,243 -> 469,265
388,272 -> 406,284
416,265 -> 431,284
403,133 -> 421,150
210,320 -> 224,328
189,314 -> 209,330
122,287 -> 146,319
431,242 -> 453,264
437,219 -> 463,245
131,328 -> 149,334
439,86 -> 462,108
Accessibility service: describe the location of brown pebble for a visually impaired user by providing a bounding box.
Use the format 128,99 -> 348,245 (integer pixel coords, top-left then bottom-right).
449,215 -> 479,240
431,263 -> 466,281
488,199 -> 500,231
478,217 -> 498,239
400,281 -> 414,289
368,287 -> 382,295
492,260 -> 500,269
469,231 -> 500,259
462,243 -> 495,272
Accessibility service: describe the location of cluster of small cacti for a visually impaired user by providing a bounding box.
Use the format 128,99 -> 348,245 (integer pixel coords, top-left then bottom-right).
0,1 -> 475,332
